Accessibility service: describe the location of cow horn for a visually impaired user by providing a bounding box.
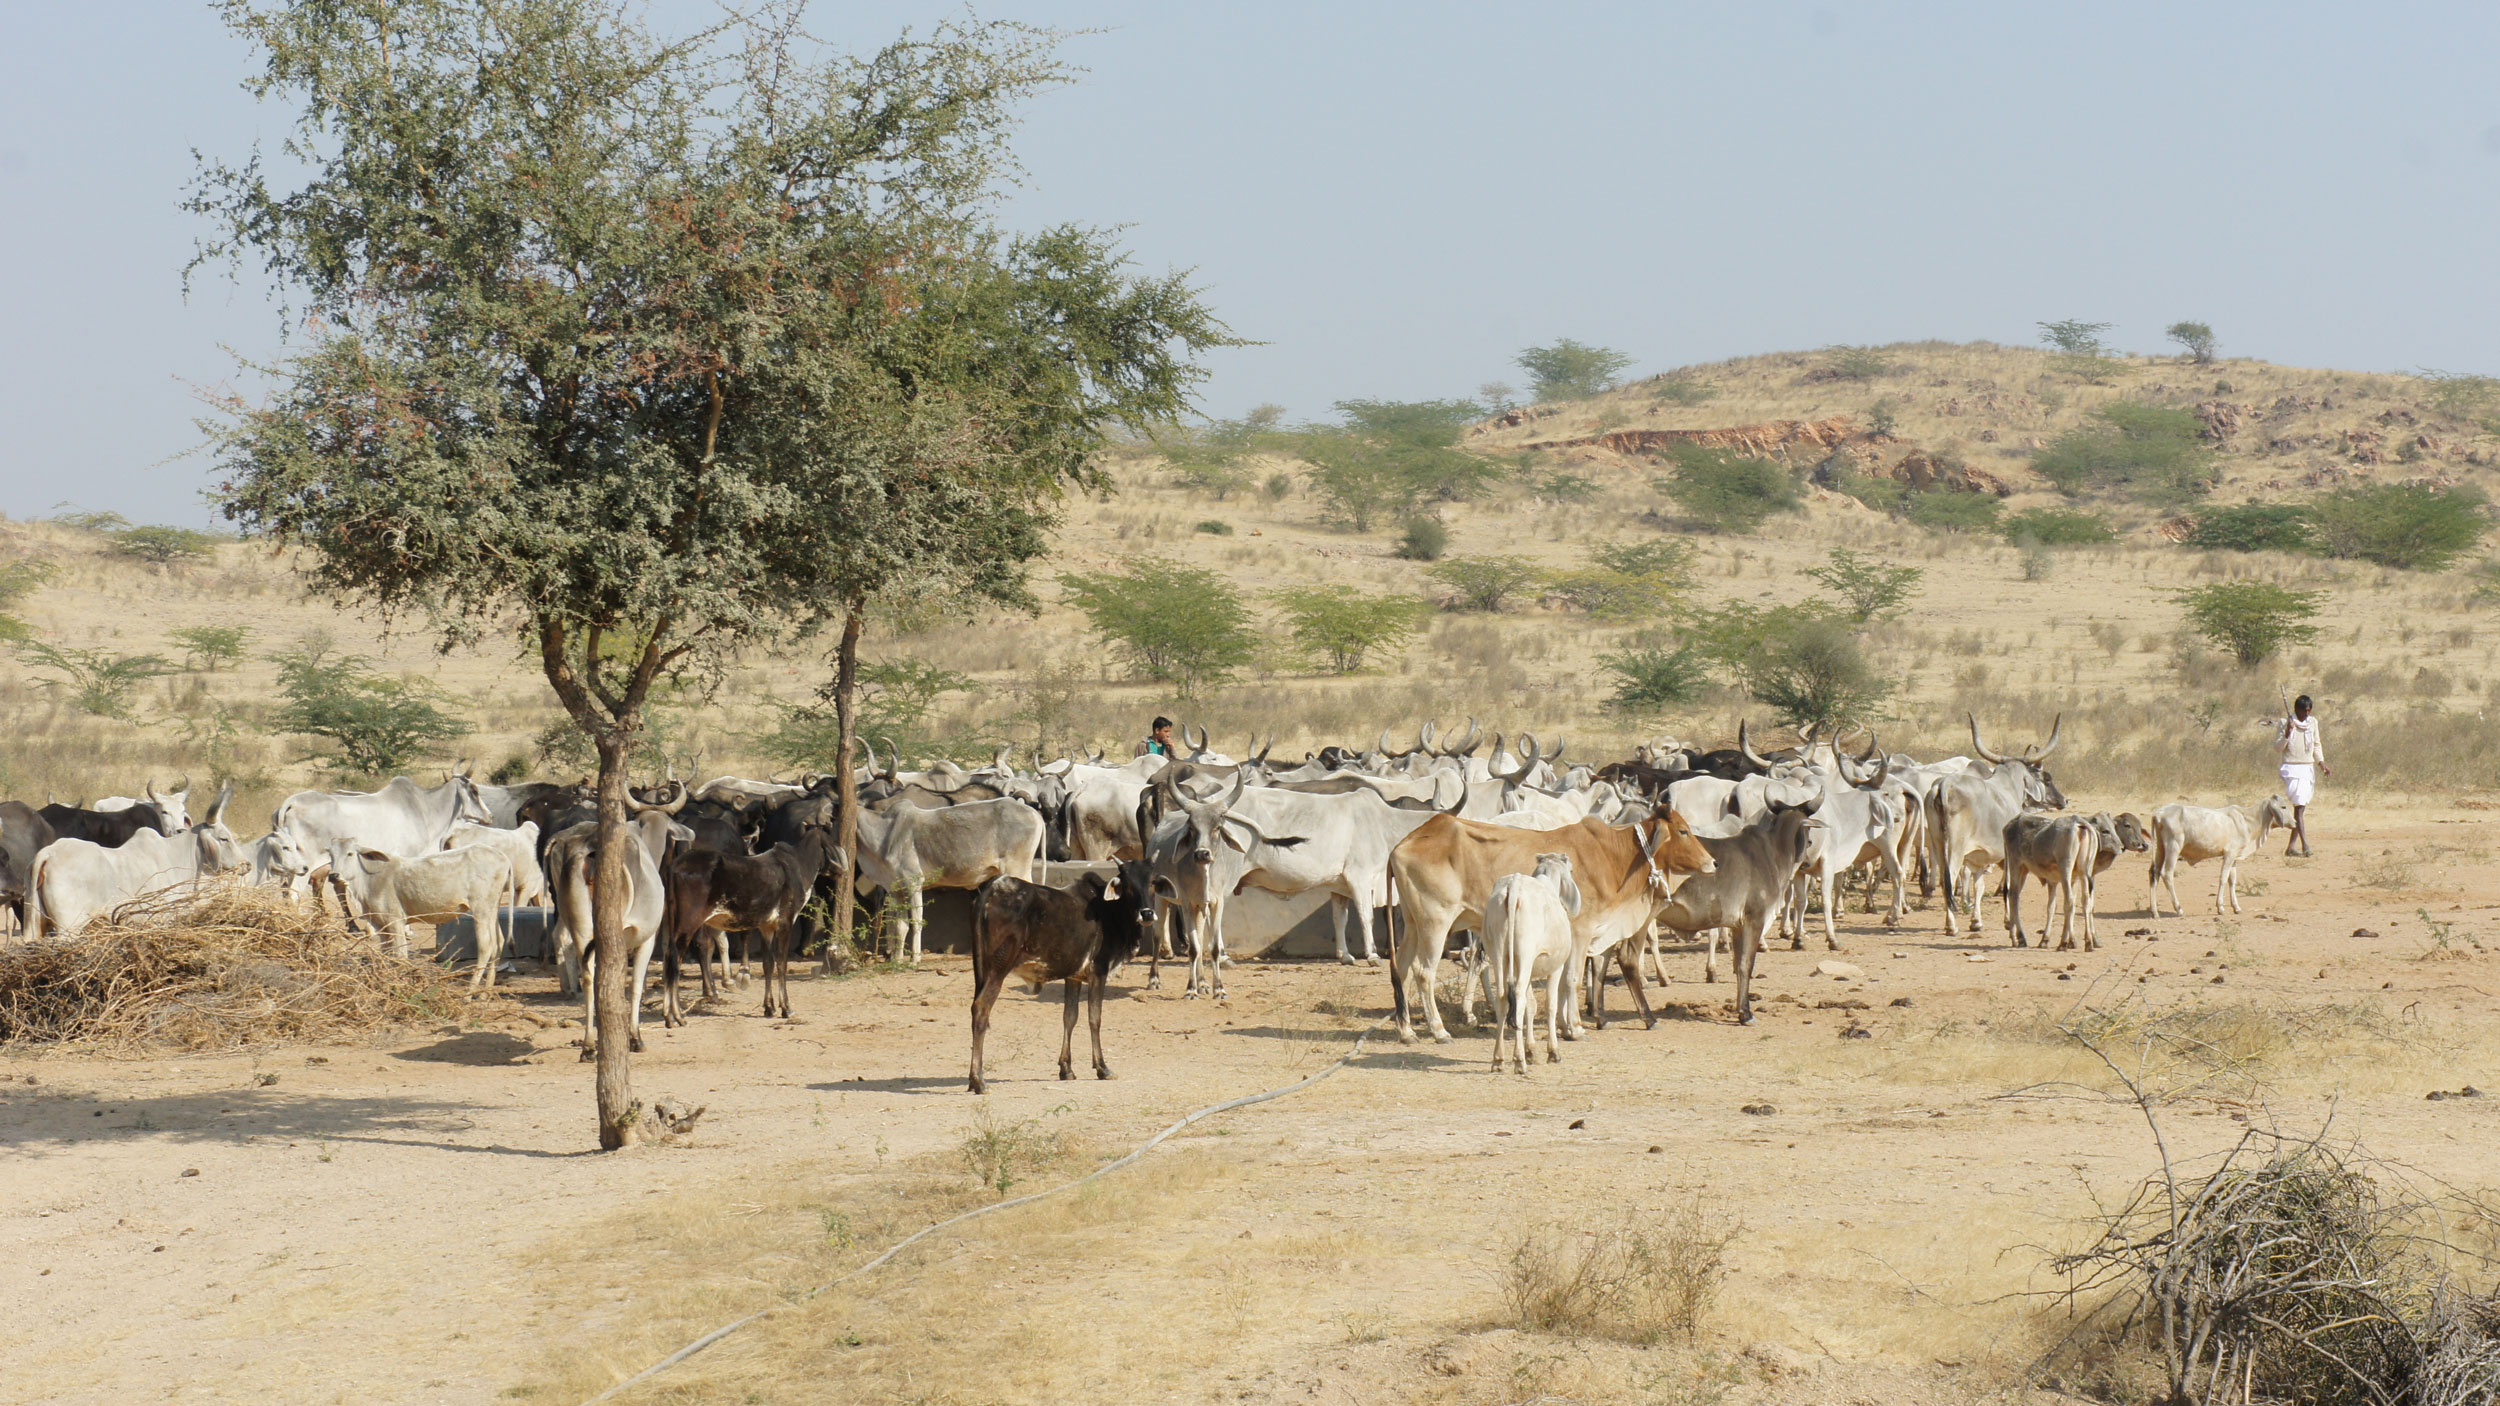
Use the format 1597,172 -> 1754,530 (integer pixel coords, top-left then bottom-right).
1969,714 -> 2008,766
1220,768 -> 1247,811
1497,734 -> 1541,785
1253,735 -> 1275,766
877,737 -> 899,781
1738,719 -> 1772,769
1545,735 -> 1567,764
1447,717 -> 1482,756
1374,726 -> 1397,759
2028,713 -> 2063,762
208,781 -> 235,826
1418,718 -> 1441,755
144,778 -> 163,806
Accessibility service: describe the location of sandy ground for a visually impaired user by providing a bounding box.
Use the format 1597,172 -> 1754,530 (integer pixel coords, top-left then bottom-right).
4,798 -> 2498,1405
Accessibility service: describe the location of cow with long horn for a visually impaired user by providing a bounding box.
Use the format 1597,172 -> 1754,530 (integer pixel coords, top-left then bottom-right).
1927,715 -> 2066,936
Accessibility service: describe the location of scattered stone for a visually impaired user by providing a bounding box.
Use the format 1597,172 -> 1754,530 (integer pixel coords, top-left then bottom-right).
2124,928 -> 2152,938
1567,1118 -> 1587,1130
1839,1026 -> 1873,1040
303,1056 -> 327,1066
1741,1104 -> 1777,1116
2057,973 -> 2072,981
1890,952 -> 1909,959
1889,996 -> 1915,1008
2353,928 -> 2379,940
651,1099 -> 708,1136
2426,1087 -> 2486,1102
180,1168 -> 199,1178
2211,975 -> 2226,985
1812,960 -> 1865,981
1814,998 -> 1870,1011
1747,1341 -> 1812,1377
1646,1145 -> 1664,1154
1965,954 -> 1991,963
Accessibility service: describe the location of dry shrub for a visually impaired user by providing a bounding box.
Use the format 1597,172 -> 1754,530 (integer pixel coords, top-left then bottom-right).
1500,1201 -> 1736,1344
0,878 -> 468,1049
2048,1133 -> 2500,1406
957,1104 -> 1077,1196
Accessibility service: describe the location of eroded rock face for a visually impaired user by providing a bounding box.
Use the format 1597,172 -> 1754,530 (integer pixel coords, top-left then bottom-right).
1523,413 -> 1866,460
2195,399 -> 2247,444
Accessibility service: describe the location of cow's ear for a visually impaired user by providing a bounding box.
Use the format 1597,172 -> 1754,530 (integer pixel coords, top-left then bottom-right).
359,849 -> 389,864
1100,873 -> 1122,899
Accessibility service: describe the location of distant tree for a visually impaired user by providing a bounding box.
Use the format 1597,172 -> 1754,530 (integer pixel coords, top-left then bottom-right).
1650,376 -> 1717,407
1821,346 -> 1893,381
2183,502 -> 2318,555
1547,539 -> 1694,621
1515,339 -> 1635,402
1674,600 -> 1850,674
2032,403 -> 2217,503
110,525 -> 218,566
50,507 -> 129,534
2038,320 -> 2114,356
1477,381 -> 1519,413
2165,321 -> 2217,364
2303,483 -> 2489,571
1601,644 -> 1709,714
1803,548 -> 1922,622
169,624 -> 252,672
1299,399 -> 1497,531
1060,557 -> 1254,695
1999,508 -> 2116,547
1743,619 -> 1891,733
1156,404 -> 1287,499
2177,581 -> 2324,666
762,657 -> 979,768
269,640 -> 473,774
0,559 -> 54,642
1865,397 -> 1902,437
1271,587 -> 1428,673
1425,556 -> 1546,612
14,641 -> 173,718
1654,444 -> 1801,533
2416,369 -> 2500,423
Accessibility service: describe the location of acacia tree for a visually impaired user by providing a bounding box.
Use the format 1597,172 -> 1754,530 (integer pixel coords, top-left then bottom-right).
195,0 -> 1227,1149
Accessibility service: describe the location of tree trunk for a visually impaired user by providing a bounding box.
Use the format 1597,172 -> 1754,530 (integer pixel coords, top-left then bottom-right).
591,727 -> 639,1149
827,602 -> 864,970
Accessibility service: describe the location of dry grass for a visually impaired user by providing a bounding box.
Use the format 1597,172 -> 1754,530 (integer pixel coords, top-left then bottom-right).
1498,1200 -> 1738,1345
0,878 -> 476,1049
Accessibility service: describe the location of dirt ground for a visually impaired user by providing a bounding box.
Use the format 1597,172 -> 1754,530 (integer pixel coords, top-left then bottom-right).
4,796 -> 2497,1406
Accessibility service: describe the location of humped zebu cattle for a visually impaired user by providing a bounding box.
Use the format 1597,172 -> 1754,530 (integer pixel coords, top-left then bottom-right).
658,811 -> 842,1023
23,785 -> 243,939
327,839 -> 516,977
546,794 -> 696,1058
1625,799 -> 1823,1027
2147,797 -> 2295,917
1483,853 -> 1585,1075
269,772 -> 493,900
848,795 -> 1046,965
2000,812 -> 2100,951
965,859 -> 1157,1094
1927,715 -> 2065,936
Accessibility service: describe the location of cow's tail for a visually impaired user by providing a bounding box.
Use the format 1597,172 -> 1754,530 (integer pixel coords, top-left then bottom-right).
1927,787 -> 1954,918
968,876 -> 992,992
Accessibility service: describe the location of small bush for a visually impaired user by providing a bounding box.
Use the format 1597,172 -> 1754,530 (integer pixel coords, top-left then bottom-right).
1866,397 -> 1902,437
2177,580 -> 2324,666
15,641 -> 174,718
1263,470 -> 1294,500
0,559 -> 55,642
1904,489 -> 2003,534
958,1106 -> 1068,1196
1193,519 -> 1233,536
1535,472 -> 1598,502
1394,515 -> 1449,561
1819,344 -> 1893,381
1059,557 -> 1256,696
1829,467 -> 1906,512
1548,539 -> 1694,620
2019,539 -> 2057,581
1601,645 -> 1708,713
169,624 -> 252,672
2303,482 -> 2488,571
110,525 -> 219,566
1650,376 -> 1715,407
1425,556 -> 1546,612
2034,402 -> 2217,503
1501,1203 -> 1736,1344
2164,320 -> 2217,363
1299,399 -> 1500,530
1655,444 -> 1801,533
1744,619 -> 1891,732
2184,502 -> 2318,554
51,508 -> 129,534
2001,507 -> 2115,546
1270,586 -> 1428,673
1803,547 -> 1921,622
270,640 -> 473,773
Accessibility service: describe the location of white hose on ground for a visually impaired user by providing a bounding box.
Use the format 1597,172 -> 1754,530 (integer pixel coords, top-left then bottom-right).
579,1016 -> 1389,1405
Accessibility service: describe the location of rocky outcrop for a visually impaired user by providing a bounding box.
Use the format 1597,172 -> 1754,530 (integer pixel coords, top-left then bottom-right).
2194,400 -> 2247,444
1522,414 -> 1867,460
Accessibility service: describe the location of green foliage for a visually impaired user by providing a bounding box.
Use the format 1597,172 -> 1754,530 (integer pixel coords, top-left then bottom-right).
2416,369 -> 2499,422
2032,402 -> 2217,503
2038,319 -> 2113,356
1425,556 -> 1547,612
1826,465 -> 1906,512
1675,600 -> 1850,673
1547,540 -> 1694,621
2000,508 -> 2116,547
1903,490 -> 2003,534
0,559 -> 55,642
1650,376 -> 1716,407
1820,346 -> 1893,381
1866,398 -> 1901,437
1803,548 -> 1922,622
14,641 -> 174,718
1395,515 -> 1450,561
169,624 -> 253,672
110,525 -> 218,565
1744,620 -> 1891,733
1601,645 -> 1709,714
1270,587 -> 1428,673
1263,471 -> 1294,500
761,657 -> 981,769
1516,339 -> 1635,402
1653,445 -> 1801,533
2165,321 -> 2217,363
1156,404 -> 1285,499
2184,502 -> 2319,554
269,639 -> 472,774
1535,472 -> 1599,503
1058,557 -> 1253,695
2302,483 -> 2488,571
488,756 -> 531,786
1477,381 -> 1519,413
1298,399 -> 1498,532
2177,581 -> 2324,666
50,508 -> 129,534
1193,519 -> 1233,536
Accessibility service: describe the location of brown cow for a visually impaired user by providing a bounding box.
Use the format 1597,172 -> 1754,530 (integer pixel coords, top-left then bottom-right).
1385,805 -> 1715,1044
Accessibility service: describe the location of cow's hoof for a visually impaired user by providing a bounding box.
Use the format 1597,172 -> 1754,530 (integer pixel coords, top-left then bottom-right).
1545,1051 -> 1561,1064
1431,1031 -> 1452,1045
734,971 -> 752,990
1182,989 -> 1200,1000
1642,1017 -> 1659,1031
1397,1029 -> 1419,1046
1058,1068 -> 1075,1081
628,1036 -> 644,1054
1336,954 -> 1355,965
578,1046 -> 596,1063
968,1080 -> 985,1095
1096,1067 -> 1114,1081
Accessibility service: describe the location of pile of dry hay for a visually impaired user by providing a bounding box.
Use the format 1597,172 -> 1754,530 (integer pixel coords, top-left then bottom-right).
0,878 -> 475,1050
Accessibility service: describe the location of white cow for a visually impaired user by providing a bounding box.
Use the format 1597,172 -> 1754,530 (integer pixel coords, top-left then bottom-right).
24,790 -> 244,939
329,842 -> 515,982
851,797 -> 1045,963
547,805 -> 694,1056
2147,798 -> 2294,916
1485,854 -> 1585,1074
270,773 -> 492,899
93,780 -> 191,829
449,821 -> 548,911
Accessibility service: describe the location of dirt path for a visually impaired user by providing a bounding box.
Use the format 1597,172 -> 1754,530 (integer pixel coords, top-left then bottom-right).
4,800 -> 2496,1404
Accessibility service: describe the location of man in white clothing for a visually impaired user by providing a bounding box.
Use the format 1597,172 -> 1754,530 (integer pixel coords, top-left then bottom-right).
2276,693 -> 2328,857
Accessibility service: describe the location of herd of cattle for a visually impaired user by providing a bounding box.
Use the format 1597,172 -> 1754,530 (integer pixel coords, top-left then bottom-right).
0,718 -> 2302,1087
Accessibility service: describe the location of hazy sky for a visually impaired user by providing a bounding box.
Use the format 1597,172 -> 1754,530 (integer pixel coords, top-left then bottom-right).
4,2 -> 2496,524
